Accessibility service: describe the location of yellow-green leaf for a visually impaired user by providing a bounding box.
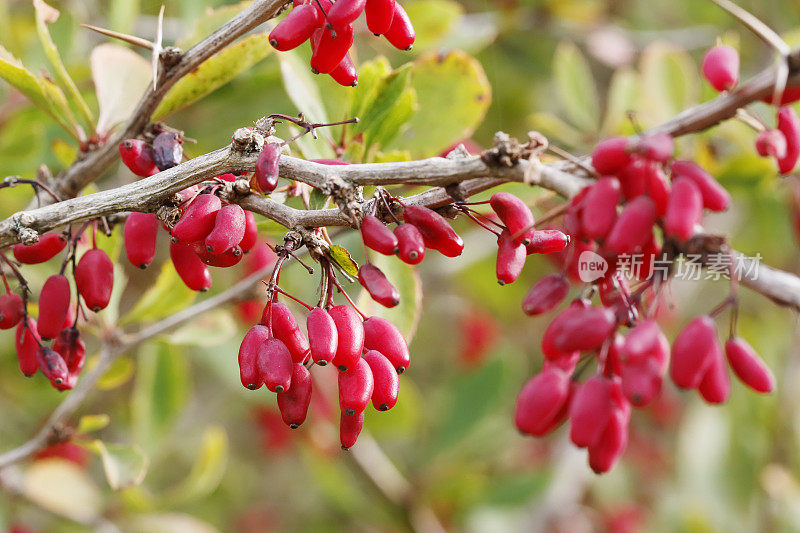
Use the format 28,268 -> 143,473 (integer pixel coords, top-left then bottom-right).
639,42 -> 699,127
153,34 -> 272,120
91,440 -> 149,491
329,244 -> 359,278
77,414 -> 111,434
163,425 -> 228,506
403,0 -> 464,52
95,355 -> 135,390
167,309 -> 236,347
122,261 -> 197,325
553,41 -> 599,132
601,67 -> 640,136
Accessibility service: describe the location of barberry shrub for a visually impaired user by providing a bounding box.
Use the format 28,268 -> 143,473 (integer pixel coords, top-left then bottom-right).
0,0 -> 799,531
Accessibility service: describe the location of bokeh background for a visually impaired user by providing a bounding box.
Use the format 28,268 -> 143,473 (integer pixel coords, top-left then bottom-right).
2,0 -> 800,531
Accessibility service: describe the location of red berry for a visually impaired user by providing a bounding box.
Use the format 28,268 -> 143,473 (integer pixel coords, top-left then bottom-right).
697,352 -> 730,404
192,243 -> 244,268
671,160 -> 729,212
591,137 -> 631,175
239,325 -> 270,390
701,45 -> 739,92
541,300 -> 586,361
394,223 -> 425,264
124,212 -> 159,269
239,210 -> 259,253
363,350 -> 399,411
618,320 -> 669,406
172,193 -> 222,244
118,139 -> 158,177
310,25 -> 354,74
616,158 -> 652,200
664,177 -> 702,241
170,242 -> 212,291
15,318 -> 40,377
329,53 -> 358,87
755,129 -> 788,160
670,315 -> 719,389
382,2 -> 414,50
13,233 -> 66,264
152,131 -> 183,171
338,357 -> 374,416
277,363 -> 313,428
552,305 -> 616,353
266,302 -> 311,363
326,0 -> 366,29
205,204 -> 246,254
522,274 -> 569,316
514,367 -> 570,436
363,316 -> 410,373
258,337 -> 294,393
587,407 -> 629,474
605,197 -> 657,256
647,167 -> 671,218
633,132 -> 674,163
269,3 -> 323,51
361,215 -> 399,255
777,106 -> 800,174
580,177 -> 620,241
254,142 -> 282,193
402,205 -> 463,257
306,307 -> 338,365
36,347 -> 70,389
525,229 -> 569,254
75,249 -> 113,312
365,0 -> 395,35
358,263 -> 400,308
340,409 -> 364,449
495,229 -> 527,286
569,376 -> 615,448
0,293 -> 25,329
37,274 -> 71,340
725,337 -> 775,393
329,305 -> 365,371
52,327 -> 85,375
489,192 -> 536,245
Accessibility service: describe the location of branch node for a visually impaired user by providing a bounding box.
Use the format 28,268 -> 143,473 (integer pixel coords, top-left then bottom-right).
231,127 -> 265,154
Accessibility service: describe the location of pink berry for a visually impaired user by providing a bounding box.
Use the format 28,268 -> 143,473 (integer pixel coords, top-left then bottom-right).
522,274 -> 570,316
277,363 -> 313,428
777,106 -> 800,174
340,409 -> 365,449
591,137 -> 631,175
402,205 -> 463,257
0,293 -> 24,330
569,376 -> 615,448
394,223 -> 425,264
75,249 -> 114,312
514,367 -> 571,436
268,3 -> 323,51
358,263 -> 400,308
363,316 -> 410,373
306,307 -> 339,366
170,242 -> 212,292
254,143 -> 282,193
239,325 -> 270,390
258,337 -> 294,393
756,129 -> 788,160
701,45 -> 739,92
37,275 -> 71,340
205,204 -> 246,254
495,230 -> 527,286
489,192 -> 536,245
605,197 -> 657,256
671,160 -> 729,212
265,302 -> 311,364
725,337 -> 775,393
525,229 -> 569,254
118,139 -> 158,177
363,350 -> 399,411
664,177 -> 703,241
124,212 -> 159,269
172,194 -> 222,244
365,0 -> 395,35
361,215 -> 399,255
580,177 -> 620,241
670,315 -> 719,389
13,233 -> 66,265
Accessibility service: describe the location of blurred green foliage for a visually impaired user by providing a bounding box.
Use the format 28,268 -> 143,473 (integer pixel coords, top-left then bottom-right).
1,0 -> 800,532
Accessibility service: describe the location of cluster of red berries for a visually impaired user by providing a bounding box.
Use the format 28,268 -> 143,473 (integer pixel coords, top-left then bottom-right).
2,231 -> 110,391
702,44 -> 800,173
238,298 -> 408,449
118,129 -> 186,177
268,0 -> 415,87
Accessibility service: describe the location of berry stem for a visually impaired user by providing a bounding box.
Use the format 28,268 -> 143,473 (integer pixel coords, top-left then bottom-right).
274,286 -> 315,311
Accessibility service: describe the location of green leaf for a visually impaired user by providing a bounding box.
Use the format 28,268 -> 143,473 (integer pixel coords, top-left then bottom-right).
177,1 -> 251,49
639,42 -> 699,127
278,49 -> 329,124
131,341 -> 190,447
431,358 -> 505,454
391,50 -> 491,158
347,56 -> 393,122
356,67 -> 418,156
122,261 -> 197,325
601,67 -> 640,136
96,354 -> 135,390
163,425 -> 229,506
51,137 -> 77,167
553,41 -> 599,132
329,244 -> 359,278
23,460 -> 102,523
108,0 -> 140,37
356,253 -> 422,341
0,45 -> 80,139
90,43 -> 152,134
167,309 -> 237,347
403,0 -> 464,52
364,379 -> 422,437
153,34 -> 272,120
77,414 -> 111,434
91,440 -> 149,491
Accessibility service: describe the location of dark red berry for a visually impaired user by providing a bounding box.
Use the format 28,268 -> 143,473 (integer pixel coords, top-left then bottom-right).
277,363 -> 313,428
310,25 -> 354,75
36,347 -> 70,389
326,0 -> 366,29
329,53 -> 358,87
192,243 -> 244,268
363,350 -> 399,411
329,305 -> 365,371
394,223 -> 425,264
358,263 -> 400,308
777,106 -> 800,174
402,205 -> 463,257
172,194 -> 222,244
13,233 -> 66,264
52,327 -> 85,375
75,249 -> 114,312
365,0 -> 395,35
118,139 -> 158,177
605,196 -> 657,256
382,2 -> 414,50
37,274 -> 71,340
15,318 -> 40,377
338,357 -> 374,415
205,204 -> 246,254
306,307 -> 338,365
525,230 -> 569,254
152,131 -> 183,171
266,302 -> 311,363
0,293 -> 25,330
254,143 -> 282,193
514,367 -> 570,436
569,376 -> 614,448
489,192 -> 536,245
239,325 -> 270,390
269,3 -> 323,51
258,337 -> 294,393
170,242 -> 212,291
124,212 -> 159,269
363,316 -> 410,373
522,274 -> 569,316
361,215 -> 398,255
